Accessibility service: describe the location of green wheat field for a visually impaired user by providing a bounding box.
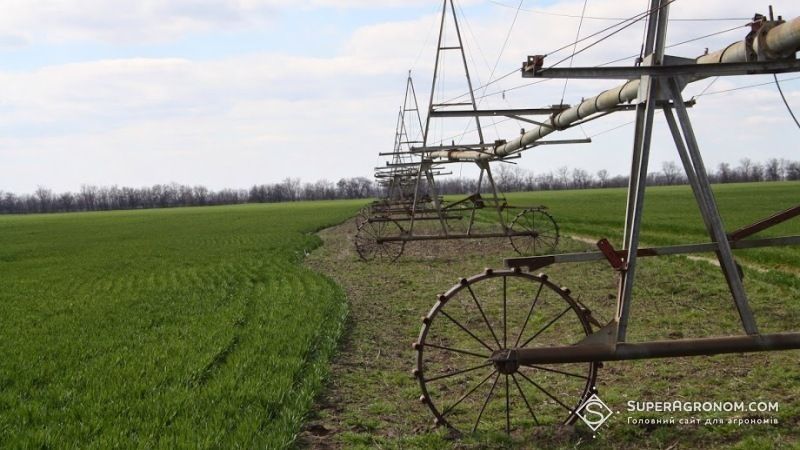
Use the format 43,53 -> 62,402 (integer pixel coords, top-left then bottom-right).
0,182 -> 797,448
0,200 -> 360,448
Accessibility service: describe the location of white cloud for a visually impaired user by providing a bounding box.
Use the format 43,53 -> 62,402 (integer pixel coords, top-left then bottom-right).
0,0 -> 458,45
0,0 -> 799,192
0,0 -> 294,44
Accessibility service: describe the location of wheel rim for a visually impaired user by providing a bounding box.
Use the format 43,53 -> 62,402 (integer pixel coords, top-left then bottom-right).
509,209 -> 560,256
355,207 -> 370,228
414,270 -> 598,435
354,219 -> 405,262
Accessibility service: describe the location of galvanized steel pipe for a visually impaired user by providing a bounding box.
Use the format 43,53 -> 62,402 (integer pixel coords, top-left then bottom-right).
429,16 -> 800,162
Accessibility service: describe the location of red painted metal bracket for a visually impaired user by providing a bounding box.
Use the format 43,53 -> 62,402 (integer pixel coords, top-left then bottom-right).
596,238 -> 626,270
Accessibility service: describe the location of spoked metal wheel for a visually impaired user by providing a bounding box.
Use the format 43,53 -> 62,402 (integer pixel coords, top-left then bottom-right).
355,206 -> 371,228
414,269 -> 598,435
354,219 -> 405,262
509,208 -> 560,255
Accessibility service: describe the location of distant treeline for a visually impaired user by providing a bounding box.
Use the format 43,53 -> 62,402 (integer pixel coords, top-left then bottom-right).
2,158 -> 798,214
0,177 -> 377,214
436,157 -> 800,195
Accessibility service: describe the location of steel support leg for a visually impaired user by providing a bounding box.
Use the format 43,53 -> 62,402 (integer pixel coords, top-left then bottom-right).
663,107 -> 713,231
616,0 -> 670,342
616,88 -> 659,342
666,79 -> 758,335
482,162 -> 508,231
467,165 -> 485,234
409,161 -> 428,234
426,168 -> 449,235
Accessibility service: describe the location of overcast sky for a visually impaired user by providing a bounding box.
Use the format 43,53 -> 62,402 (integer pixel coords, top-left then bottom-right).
1,0 -> 798,193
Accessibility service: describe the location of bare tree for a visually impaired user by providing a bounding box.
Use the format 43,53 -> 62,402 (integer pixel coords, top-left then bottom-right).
556,166 -> 570,188
35,186 -> 54,213
281,178 -> 301,201
572,168 -> 592,189
78,184 -> 97,211
58,192 -> 75,211
193,186 -> 208,205
764,158 -> 782,181
750,163 -> 764,182
661,161 -> 681,185
738,158 -> 753,181
496,165 -> 524,192
536,172 -> 556,190
717,162 -> 733,183
596,169 -> 609,188
786,161 -> 800,180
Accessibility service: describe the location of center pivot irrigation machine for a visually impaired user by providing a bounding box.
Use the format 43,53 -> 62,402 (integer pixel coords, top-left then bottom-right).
355,0 -> 593,262
409,0 -> 800,435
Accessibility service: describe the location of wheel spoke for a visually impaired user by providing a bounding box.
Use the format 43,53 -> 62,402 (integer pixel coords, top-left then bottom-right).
503,276 -> 507,348
465,284 -> 502,348
442,369 -> 497,417
517,370 -> 573,413
540,238 -> 556,252
513,280 -> 545,348
423,342 -> 491,359
439,310 -> 496,353
511,373 -> 540,426
522,364 -> 589,380
473,371 -> 501,433
523,216 -> 534,233
520,305 -> 572,348
425,362 -> 494,383
362,224 -> 376,239
367,221 -> 402,262
505,374 -> 511,434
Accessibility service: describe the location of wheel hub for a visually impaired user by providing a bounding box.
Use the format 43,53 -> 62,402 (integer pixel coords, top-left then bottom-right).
491,349 -> 520,375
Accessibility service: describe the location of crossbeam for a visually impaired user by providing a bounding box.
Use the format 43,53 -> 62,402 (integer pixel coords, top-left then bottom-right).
523,60 -> 800,79
428,107 -> 567,118
504,235 -> 800,271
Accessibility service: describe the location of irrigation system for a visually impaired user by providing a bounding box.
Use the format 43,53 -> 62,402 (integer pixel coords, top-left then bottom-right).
379,0 -> 800,436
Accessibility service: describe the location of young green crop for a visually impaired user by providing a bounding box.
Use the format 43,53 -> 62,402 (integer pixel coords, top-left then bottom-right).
0,200 -> 362,448
504,181 -> 800,272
